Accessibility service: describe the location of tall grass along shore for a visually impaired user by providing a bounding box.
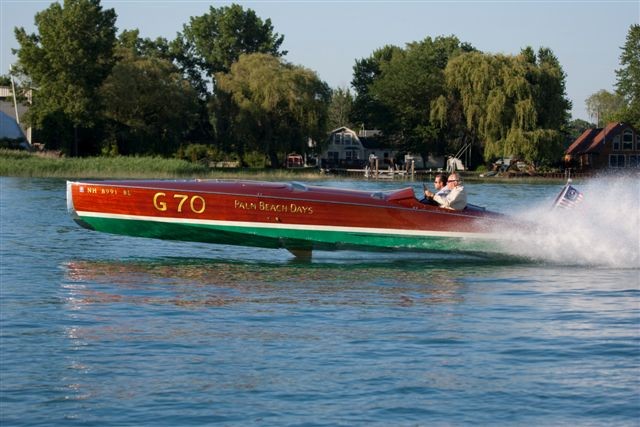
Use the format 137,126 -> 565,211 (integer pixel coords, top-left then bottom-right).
0,150 -> 324,180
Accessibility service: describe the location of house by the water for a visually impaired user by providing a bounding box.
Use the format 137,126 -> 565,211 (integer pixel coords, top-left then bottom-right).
318,127 -> 397,169
317,126 -> 450,171
565,122 -> 639,171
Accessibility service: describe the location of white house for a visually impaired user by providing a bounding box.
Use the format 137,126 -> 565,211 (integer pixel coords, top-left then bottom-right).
319,127 -> 397,169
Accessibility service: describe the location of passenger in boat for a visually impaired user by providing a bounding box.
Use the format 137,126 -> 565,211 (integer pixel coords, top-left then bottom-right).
425,172 -> 467,210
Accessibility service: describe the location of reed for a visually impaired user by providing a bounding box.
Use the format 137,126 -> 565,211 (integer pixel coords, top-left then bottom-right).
0,150 -> 327,180
0,150 -> 202,178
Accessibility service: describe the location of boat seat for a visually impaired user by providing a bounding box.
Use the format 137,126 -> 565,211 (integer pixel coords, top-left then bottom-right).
383,187 -> 416,202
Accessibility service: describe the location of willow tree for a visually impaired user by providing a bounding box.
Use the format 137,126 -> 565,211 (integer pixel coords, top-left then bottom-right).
216,53 -> 330,167
436,48 -> 570,165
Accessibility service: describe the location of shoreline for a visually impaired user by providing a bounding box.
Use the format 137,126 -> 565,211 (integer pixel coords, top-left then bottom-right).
0,149 -> 604,184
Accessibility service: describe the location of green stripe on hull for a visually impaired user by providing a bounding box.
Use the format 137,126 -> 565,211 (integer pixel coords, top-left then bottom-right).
77,215 -> 495,253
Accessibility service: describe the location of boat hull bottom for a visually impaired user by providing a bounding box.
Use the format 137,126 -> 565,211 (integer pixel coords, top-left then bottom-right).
76,215 -> 497,256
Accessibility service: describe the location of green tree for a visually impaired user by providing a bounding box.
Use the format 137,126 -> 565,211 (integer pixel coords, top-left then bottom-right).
216,53 -> 330,167
585,89 -> 626,127
100,55 -> 200,156
369,36 -> 474,155
530,47 -> 572,130
351,36 -> 474,164
440,48 -> 570,165
327,87 -> 354,131
615,24 -> 640,129
174,3 -> 286,96
13,0 -> 117,155
350,45 -> 400,131
117,29 -> 171,60
115,30 -> 214,147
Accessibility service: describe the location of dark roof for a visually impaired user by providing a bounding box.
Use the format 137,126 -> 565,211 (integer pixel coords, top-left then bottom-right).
565,122 -> 635,155
586,122 -> 626,152
565,128 -> 599,155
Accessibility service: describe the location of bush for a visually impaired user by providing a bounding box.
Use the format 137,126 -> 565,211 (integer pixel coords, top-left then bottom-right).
0,138 -> 29,150
179,144 -> 211,164
242,151 -> 268,168
101,141 -> 119,157
177,144 -> 241,166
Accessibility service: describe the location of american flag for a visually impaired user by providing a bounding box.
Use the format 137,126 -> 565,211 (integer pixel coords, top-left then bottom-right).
553,184 -> 584,209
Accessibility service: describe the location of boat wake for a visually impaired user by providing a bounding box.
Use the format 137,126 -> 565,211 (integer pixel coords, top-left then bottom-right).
495,175 -> 640,268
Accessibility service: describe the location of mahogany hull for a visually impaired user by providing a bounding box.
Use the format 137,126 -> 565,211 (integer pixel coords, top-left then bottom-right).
66,180 -> 507,255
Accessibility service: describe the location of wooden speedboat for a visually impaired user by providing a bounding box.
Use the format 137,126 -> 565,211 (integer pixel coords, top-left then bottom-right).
66,179 -> 509,258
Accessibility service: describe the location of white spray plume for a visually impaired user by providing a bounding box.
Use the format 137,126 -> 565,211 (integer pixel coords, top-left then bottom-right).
495,175 -> 640,268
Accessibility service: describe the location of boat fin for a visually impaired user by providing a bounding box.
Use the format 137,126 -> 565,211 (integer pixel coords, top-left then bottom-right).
287,248 -> 313,260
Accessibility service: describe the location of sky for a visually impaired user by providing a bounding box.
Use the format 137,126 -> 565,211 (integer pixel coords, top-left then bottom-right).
1,0 -> 639,122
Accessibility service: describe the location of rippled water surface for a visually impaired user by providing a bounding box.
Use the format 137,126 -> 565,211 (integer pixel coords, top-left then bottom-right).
1,176 -> 639,426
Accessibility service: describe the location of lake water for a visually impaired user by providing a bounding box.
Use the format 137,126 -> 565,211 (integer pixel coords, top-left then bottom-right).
1,176 -> 639,426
